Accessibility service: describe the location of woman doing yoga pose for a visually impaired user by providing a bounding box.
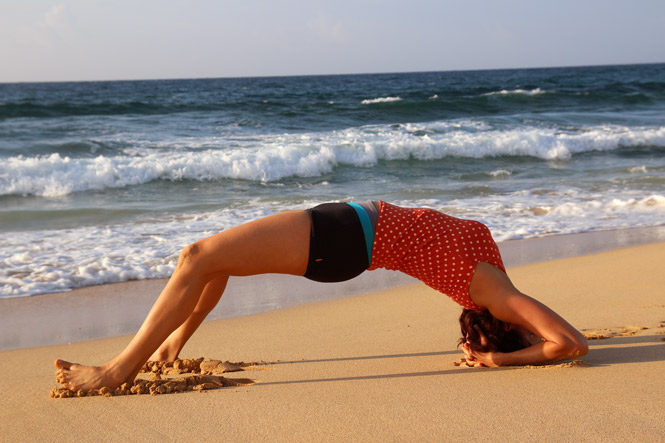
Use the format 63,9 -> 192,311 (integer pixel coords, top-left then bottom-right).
55,201 -> 588,391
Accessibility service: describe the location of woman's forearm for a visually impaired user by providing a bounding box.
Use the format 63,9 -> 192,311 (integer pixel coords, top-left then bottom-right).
492,338 -> 588,367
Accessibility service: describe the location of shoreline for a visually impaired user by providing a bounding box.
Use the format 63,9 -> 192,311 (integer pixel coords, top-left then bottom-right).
2,224 -> 665,351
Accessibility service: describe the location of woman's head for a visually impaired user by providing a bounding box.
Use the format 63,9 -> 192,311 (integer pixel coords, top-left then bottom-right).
458,309 -> 532,353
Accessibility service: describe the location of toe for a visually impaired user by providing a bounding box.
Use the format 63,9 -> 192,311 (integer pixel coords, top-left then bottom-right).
54,359 -> 74,370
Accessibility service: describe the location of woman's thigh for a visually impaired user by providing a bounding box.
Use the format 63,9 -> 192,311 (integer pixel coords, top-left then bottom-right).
186,210 -> 311,277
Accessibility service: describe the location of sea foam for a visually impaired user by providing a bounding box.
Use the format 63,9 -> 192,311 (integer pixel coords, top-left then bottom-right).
2,190 -> 664,297
483,88 -> 547,96
2,122 -> 664,197
361,97 -> 402,104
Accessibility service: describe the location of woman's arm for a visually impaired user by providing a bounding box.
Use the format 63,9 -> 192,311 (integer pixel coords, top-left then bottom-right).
463,296 -> 589,367
467,263 -> 588,367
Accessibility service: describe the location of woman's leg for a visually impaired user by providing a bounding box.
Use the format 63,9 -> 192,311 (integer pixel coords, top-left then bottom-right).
55,210 -> 311,391
149,274 -> 229,362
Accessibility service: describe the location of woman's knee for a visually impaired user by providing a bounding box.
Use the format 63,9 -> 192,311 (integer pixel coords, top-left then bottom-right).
176,241 -> 211,275
176,237 -> 237,279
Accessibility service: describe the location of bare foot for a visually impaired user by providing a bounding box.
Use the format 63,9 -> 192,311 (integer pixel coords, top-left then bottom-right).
54,359 -> 127,392
148,342 -> 181,362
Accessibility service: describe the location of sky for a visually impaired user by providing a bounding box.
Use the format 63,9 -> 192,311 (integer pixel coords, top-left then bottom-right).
1,0 -> 664,83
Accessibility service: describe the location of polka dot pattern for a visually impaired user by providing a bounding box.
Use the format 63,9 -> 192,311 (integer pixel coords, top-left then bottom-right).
368,201 -> 506,311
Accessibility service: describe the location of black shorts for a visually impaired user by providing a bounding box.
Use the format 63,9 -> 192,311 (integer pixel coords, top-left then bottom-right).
304,203 -> 369,283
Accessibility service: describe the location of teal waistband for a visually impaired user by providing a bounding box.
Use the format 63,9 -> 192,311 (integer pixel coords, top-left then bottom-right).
346,202 -> 374,265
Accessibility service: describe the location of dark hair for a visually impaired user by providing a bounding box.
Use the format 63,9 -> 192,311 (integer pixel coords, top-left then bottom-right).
458,309 -> 527,353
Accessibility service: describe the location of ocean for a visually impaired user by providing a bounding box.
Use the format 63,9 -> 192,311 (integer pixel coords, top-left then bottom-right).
2,63 -> 664,298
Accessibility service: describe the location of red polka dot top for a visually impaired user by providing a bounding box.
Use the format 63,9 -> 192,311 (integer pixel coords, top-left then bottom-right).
368,201 -> 506,311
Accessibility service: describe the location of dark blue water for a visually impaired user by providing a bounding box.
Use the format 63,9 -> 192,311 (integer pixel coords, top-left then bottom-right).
1,63 -> 664,297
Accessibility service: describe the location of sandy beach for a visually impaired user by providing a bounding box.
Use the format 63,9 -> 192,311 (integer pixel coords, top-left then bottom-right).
1,239 -> 665,441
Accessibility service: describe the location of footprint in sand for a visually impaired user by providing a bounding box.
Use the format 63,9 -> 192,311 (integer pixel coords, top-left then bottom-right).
50,358 -> 270,399
580,324 -> 665,340
582,326 -> 647,340
583,323 -> 665,342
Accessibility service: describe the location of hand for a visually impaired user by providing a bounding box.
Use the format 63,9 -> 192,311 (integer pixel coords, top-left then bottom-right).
461,330 -> 486,367
462,326 -> 502,368
461,342 -> 485,367
465,346 -> 501,368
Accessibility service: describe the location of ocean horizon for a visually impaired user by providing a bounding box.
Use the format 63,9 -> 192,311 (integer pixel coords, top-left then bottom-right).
2,61 -> 661,85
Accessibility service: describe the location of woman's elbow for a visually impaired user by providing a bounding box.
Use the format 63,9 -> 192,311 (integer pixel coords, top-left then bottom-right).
574,337 -> 589,357
563,334 -> 589,359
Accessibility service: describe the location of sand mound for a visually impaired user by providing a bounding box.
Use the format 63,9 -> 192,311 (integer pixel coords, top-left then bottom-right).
50,357 -> 268,398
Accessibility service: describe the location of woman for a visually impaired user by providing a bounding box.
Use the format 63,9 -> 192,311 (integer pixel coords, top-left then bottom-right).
55,201 -> 588,391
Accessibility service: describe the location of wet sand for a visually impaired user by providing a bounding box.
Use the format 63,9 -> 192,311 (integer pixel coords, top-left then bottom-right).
1,239 -> 665,441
